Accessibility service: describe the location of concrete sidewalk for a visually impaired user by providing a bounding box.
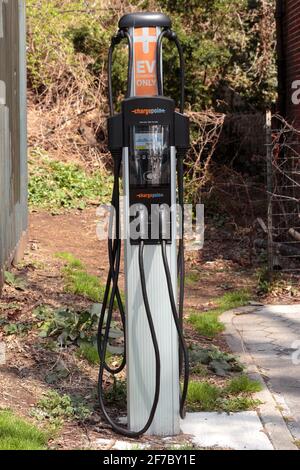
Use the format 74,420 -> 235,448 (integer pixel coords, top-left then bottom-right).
222,304 -> 300,450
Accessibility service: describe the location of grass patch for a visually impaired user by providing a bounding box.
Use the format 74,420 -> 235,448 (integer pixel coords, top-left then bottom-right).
226,375 -> 262,395
77,342 -> 99,365
56,252 -> 84,269
170,444 -> 196,451
28,149 -> 113,211
188,312 -> 225,339
215,290 -> 251,311
187,375 -> 262,413
56,252 -> 124,306
185,271 -> 200,286
188,289 -> 251,338
0,410 -> 47,450
187,381 -> 221,411
56,252 -> 106,303
65,269 -> 105,302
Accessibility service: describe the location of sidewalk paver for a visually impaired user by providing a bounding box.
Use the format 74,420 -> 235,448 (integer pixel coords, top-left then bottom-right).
230,305 -> 300,443
180,412 -> 273,450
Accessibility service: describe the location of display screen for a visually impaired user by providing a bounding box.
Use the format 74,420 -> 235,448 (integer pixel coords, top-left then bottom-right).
130,125 -> 170,187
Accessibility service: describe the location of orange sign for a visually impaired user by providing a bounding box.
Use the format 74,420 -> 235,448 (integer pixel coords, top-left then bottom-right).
133,27 -> 158,97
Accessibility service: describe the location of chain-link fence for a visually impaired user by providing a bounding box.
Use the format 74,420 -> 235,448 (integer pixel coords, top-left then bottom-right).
266,112 -> 300,272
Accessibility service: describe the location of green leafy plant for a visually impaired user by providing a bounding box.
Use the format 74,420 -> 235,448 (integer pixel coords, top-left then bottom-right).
32,391 -> 92,427
36,302 -> 124,358
28,150 -> 113,211
256,267 -> 272,294
38,307 -> 100,346
1,322 -> 32,337
105,379 -> 127,410
4,271 -> 27,291
189,345 -> 244,377
220,397 -> 262,413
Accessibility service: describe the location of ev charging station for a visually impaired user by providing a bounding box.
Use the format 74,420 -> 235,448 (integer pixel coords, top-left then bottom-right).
98,12 -> 190,437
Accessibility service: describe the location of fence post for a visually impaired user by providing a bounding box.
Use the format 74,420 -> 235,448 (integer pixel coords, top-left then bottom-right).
266,109 -> 273,275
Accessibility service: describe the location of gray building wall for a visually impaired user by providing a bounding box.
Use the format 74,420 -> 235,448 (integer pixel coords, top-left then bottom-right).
0,0 -> 27,290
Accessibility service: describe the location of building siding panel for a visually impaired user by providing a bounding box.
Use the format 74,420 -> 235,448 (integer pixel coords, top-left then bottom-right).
0,0 -> 27,290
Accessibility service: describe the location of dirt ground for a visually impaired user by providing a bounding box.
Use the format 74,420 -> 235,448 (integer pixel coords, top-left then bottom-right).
0,208 -> 298,449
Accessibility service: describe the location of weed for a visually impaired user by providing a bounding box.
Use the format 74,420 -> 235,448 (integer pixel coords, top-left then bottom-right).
226,375 -> 262,395
0,409 -> 47,450
33,391 -> 91,427
65,270 -> 106,303
187,376 -> 262,413
256,267 -> 272,294
4,271 -> 26,291
105,379 -> 127,409
55,252 -> 84,269
215,290 -> 251,310
56,252 -> 125,308
185,271 -> 200,286
187,381 -> 221,411
56,252 -> 107,303
28,150 -> 113,211
36,301 -> 124,357
38,307 -> 99,346
190,363 -> 209,377
170,444 -> 195,451
1,322 -> 32,337
188,312 -> 225,339
189,345 -> 244,377
188,290 -> 251,339
77,342 -> 99,365
220,397 -> 261,413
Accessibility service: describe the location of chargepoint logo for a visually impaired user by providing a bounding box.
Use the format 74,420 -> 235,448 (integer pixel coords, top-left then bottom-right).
291,80 -> 300,105
136,193 -> 164,200
131,108 -> 166,116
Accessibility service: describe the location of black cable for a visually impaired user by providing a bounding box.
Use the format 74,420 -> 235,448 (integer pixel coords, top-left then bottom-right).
108,42 -> 115,117
156,30 -> 185,114
157,29 -> 188,407
124,31 -> 134,99
108,30 -> 133,116
97,241 -> 161,438
156,29 -> 170,96
173,35 -> 185,115
177,156 -> 185,377
161,241 -> 189,419
97,155 -> 126,375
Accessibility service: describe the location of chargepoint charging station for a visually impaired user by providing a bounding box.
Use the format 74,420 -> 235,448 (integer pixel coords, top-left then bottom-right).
98,12 -> 190,437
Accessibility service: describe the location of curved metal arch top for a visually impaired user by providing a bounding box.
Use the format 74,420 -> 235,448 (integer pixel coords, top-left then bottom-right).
119,12 -> 172,30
